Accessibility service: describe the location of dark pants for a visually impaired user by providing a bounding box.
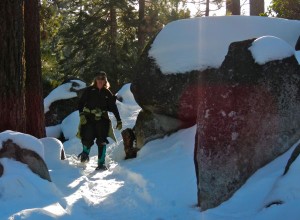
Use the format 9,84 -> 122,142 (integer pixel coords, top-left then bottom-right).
80,116 -> 109,149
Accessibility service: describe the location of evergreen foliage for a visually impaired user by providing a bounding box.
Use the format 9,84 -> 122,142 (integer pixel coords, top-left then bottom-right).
40,0 -> 191,93
40,0 -> 63,96
266,0 -> 300,19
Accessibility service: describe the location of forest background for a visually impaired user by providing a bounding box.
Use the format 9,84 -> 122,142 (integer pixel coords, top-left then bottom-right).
0,0 -> 299,139
41,0 -> 299,95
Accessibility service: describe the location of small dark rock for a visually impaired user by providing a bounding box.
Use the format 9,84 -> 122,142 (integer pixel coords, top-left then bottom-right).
0,163 -> 3,177
121,128 -> 138,159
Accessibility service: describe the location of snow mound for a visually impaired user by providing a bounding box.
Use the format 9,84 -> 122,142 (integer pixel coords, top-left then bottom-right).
149,16 -> 300,74
44,80 -> 86,113
116,83 -> 138,106
0,130 -> 44,159
249,36 -> 295,65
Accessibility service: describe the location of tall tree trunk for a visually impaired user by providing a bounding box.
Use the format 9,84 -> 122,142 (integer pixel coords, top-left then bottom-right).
109,5 -> 118,87
0,0 -> 26,133
226,0 -> 232,15
109,6 -> 117,58
250,0 -> 264,15
138,0 -> 146,55
226,0 -> 240,15
205,0 -> 210,16
232,0 -> 241,15
24,0 -> 46,138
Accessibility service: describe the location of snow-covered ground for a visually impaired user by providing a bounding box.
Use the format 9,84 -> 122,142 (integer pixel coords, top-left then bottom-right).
0,82 -> 200,220
0,16 -> 300,220
1,83 -> 300,220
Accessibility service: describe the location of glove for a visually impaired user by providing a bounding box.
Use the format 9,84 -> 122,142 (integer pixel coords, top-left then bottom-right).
80,113 -> 87,125
116,120 -> 122,130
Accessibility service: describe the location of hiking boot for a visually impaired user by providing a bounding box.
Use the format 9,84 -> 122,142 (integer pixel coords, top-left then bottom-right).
78,152 -> 90,163
95,164 -> 108,171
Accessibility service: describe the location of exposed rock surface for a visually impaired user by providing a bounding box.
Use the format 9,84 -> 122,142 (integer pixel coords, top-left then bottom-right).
131,38 -> 204,124
195,39 -> 300,210
131,42 -> 213,147
134,110 -> 184,148
130,17 -> 300,212
0,139 -> 51,181
283,142 -> 300,176
0,163 -> 3,177
45,97 -> 79,126
45,80 -> 85,127
121,128 -> 138,159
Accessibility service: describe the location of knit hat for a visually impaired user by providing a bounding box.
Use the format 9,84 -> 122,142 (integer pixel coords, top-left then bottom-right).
95,71 -> 107,77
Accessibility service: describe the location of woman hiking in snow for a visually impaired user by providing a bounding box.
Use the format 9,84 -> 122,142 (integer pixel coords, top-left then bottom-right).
77,71 -> 122,170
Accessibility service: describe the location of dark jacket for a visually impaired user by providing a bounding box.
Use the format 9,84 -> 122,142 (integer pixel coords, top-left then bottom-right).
78,86 -> 121,121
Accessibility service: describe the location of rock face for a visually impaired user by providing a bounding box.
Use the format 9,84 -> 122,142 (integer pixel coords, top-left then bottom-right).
283,142 -> 300,176
130,16 -> 300,212
131,43 -> 212,147
0,139 -> 51,182
0,163 -> 3,177
45,97 -> 79,126
195,39 -> 300,210
131,39 -> 203,124
134,110 -> 184,148
121,128 -> 138,159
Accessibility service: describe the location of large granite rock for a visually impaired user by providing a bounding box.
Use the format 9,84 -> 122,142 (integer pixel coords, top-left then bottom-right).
195,39 -> 300,210
45,98 -> 79,126
131,49 -> 202,125
131,17 -> 300,152
131,41 -> 212,148
130,17 -> 300,212
134,110 -> 184,148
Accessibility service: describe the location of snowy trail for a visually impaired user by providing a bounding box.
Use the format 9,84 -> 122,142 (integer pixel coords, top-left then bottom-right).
39,153 -> 124,219
47,124 -> 200,220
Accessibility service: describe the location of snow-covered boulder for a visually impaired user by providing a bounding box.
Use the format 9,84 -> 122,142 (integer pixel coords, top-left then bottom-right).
131,16 -> 300,119
131,16 -> 300,150
0,139 -> 51,182
44,79 -> 86,127
195,38 -> 300,211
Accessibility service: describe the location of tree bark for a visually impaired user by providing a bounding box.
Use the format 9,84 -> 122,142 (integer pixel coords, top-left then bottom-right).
109,5 -> 117,58
0,0 -> 26,133
109,5 -> 119,87
250,0 -> 264,16
226,0 -> 240,15
205,0 -> 210,16
24,0 -> 46,138
138,0 -> 146,55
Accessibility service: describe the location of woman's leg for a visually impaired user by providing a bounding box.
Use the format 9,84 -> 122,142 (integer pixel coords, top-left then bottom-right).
81,122 -> 96,148
95,119 -> 109,168
78,122 -> 95,162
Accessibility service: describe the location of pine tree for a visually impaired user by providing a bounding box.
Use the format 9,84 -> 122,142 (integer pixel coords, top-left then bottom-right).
138,0 -> 146,55
0,0 -> 45,137
192,0 -> 223,17
54,0 -> 190,92
25,0 -> 46,138
250,0 -> 264,16
226,0 -> 240,15
267,0 -> 300,19
0,0 -> 27,133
